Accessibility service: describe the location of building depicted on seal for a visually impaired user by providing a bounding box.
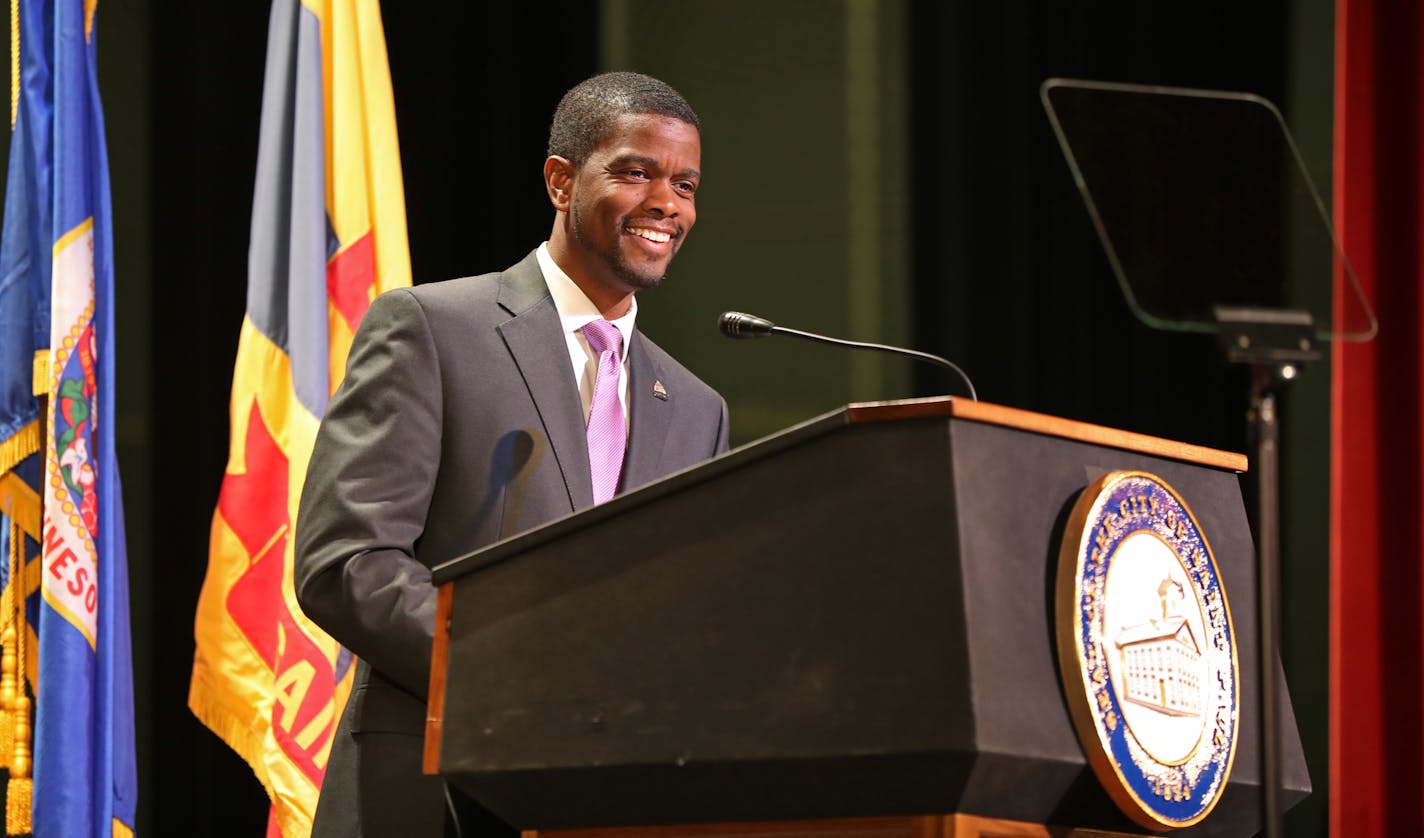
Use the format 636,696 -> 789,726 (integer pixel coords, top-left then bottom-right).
1114,578 -> 1203,717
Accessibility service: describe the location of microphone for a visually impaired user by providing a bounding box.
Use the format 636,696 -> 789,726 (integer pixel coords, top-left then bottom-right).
717,311 -> 775,338
717,311 -> 978,401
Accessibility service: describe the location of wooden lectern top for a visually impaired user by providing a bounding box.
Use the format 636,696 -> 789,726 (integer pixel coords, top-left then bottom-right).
845,397 -> 1247,473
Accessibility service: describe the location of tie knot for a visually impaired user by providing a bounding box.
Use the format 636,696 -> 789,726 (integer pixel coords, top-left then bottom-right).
581,319 -> 623,356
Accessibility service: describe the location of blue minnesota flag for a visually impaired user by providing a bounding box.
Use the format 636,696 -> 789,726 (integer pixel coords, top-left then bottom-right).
0,0 -> 138,836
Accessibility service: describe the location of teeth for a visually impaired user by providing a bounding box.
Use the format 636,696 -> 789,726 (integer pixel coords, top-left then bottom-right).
626,227 -> 671,243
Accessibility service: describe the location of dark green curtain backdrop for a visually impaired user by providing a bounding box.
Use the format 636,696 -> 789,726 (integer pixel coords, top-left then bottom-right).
910,2 -> 1290,436
62,1 -> 1335,834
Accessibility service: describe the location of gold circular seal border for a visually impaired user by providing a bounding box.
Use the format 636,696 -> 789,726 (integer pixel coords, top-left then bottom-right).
1054,470 -> 1241,831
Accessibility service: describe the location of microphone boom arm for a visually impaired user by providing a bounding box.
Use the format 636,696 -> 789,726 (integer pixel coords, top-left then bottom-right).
770,326 -> 978,401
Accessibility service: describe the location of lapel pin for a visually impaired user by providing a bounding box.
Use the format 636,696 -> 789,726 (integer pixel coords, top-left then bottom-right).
652,380 -> 669,401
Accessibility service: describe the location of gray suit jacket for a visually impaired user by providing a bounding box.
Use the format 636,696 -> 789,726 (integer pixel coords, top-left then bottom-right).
294,250 -> 729,836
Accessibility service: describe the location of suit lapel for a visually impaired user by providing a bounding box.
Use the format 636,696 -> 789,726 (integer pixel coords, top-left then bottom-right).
623,331 -> 672,493
495,253 -> 594,511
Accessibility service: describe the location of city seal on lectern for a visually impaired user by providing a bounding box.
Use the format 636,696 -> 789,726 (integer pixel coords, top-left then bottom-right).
1056,471 -> 1239,830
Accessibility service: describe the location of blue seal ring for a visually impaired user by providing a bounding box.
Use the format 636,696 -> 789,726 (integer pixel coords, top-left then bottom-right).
1056,471 -> 1239,830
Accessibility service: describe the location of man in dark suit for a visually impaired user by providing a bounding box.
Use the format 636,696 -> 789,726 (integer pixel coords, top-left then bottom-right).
294,72 -> 729,837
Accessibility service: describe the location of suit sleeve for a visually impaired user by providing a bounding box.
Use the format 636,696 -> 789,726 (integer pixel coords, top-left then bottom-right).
294,288 -> 443,700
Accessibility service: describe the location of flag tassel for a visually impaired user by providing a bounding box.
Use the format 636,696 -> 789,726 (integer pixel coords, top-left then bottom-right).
0,521 -> 18,767
5,692 -> 29,836
4,520 -> 28,836
0,624 -> 14,767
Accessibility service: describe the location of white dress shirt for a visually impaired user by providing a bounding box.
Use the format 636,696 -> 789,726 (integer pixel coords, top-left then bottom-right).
536,242 -> 634,432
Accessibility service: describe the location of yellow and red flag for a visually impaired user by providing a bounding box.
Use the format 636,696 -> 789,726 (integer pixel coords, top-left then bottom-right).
188,1 -> 410,834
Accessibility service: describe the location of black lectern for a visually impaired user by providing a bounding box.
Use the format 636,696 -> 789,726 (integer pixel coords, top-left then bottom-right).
424,398 -> 1309,837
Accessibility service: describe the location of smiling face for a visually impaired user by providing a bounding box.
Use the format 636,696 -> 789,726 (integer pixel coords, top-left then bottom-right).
546,113 -> 701,315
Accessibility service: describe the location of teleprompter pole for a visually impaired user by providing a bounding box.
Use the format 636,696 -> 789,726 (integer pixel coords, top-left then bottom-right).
1249,371 -> 1282,838
1214,306 -> 1318,838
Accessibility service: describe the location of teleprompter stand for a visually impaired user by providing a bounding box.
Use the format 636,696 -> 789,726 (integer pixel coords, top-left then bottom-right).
1041,79 -> 1378,838
1214,305 -> 1320,838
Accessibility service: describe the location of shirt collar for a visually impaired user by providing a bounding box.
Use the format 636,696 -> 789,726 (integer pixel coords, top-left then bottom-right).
538,242 -> 636,361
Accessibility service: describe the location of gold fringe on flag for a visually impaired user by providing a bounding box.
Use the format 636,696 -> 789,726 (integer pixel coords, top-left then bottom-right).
0,422 -> 39,480
9,0 -> 17,129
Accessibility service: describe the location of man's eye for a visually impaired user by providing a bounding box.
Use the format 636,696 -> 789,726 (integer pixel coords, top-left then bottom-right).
676,181 -> 697,194
625,169 -> 648,179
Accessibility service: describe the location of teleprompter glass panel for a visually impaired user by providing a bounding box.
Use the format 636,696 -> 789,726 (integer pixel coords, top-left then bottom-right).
1042,79 -> 1375,342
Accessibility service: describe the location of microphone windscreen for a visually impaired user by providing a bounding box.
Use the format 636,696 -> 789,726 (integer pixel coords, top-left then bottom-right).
718,311 -> 775,338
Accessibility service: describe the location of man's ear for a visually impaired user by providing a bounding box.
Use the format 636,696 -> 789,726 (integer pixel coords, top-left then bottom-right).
544,156 -> 576,211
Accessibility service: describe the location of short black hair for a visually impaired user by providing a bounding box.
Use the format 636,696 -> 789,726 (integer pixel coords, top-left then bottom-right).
548,72 -> 700,166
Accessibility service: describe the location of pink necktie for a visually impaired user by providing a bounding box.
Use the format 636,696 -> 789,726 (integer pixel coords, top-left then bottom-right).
581,320 -> 626,504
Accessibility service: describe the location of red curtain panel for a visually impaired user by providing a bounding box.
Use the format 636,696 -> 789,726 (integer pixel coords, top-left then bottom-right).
1330,0 -> 1424,833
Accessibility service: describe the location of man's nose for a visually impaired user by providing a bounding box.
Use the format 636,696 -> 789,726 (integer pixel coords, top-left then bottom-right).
642,179 -> 679,217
